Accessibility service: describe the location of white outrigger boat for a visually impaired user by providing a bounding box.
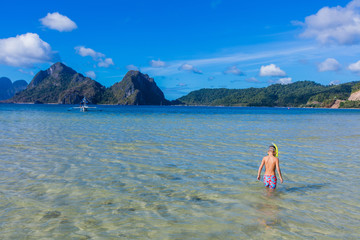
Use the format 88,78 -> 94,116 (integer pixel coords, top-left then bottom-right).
72,97 -> 96,112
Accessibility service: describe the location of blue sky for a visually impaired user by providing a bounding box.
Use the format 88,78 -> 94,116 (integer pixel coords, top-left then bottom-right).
2,0 -> 360,99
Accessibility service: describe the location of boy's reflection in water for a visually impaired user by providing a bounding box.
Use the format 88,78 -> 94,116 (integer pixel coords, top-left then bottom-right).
257,190 -> 281,229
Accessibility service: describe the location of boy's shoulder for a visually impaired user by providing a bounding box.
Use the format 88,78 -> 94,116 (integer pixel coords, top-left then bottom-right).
264,156 -> 278,161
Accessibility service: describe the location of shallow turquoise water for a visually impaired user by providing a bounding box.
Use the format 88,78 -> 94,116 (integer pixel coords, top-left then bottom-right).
0,104 -> 359,239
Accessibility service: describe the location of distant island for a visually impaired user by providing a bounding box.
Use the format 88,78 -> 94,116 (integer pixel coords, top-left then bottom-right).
2,62 -> 360,108
4,62 -> 169,105
178,81 -> 360,108
0,77 -> 28,101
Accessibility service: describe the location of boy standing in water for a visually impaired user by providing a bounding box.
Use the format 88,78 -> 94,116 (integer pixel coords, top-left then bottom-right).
257,146 -> 283,189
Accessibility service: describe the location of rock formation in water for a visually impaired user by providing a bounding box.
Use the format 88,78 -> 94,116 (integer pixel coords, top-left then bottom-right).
12,80 -> 28,94
7,62 -> 169,105
0,77 -> 14,100
0,77 -> 28,100
10,62 -> 106,104
103,70 -> 169,105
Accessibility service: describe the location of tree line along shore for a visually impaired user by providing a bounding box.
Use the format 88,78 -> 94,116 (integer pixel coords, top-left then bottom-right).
1,62 -> 360,108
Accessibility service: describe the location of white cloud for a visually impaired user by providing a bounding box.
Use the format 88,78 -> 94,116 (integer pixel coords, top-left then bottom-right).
178,63 -> 202,74
40,12 -> 77,32
245,77 -> 260,83
126,64 -> 139,71
75,46 -> 114,68
185,45 -> 315,67
348,60 -> 360,72
223,65 -> 244,75
85,71 -> 96,79
300,0 -> 360,45
141,44 -> 316,77
18,69 -> 34,76
277,77 -> 292,85
259,64 -> 286,77
75,46 -> 104,59
0,33 -> 53,67
179,64 -> 193,71
98,58 -> 114,68
150,59 -> 166,67
318,58 -> 341,72
329,80 -> 341,85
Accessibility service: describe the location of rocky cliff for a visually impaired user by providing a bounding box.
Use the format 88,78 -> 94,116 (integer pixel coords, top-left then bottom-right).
7,62 -> 169,105
10,62 -> 105,104
13,80 -> 28,94
0,77 -> 28,100
104,71 -> 169,105
0,77 -> 13,100
348,90 -> 360,101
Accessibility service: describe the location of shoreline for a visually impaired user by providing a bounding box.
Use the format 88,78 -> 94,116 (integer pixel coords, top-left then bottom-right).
1,102 -> 360,110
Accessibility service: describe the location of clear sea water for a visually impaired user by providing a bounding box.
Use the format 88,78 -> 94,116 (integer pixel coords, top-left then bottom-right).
0,104 -> 359,239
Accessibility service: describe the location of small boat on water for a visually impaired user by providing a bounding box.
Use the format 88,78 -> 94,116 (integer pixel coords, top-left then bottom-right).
72,97 -> 96,112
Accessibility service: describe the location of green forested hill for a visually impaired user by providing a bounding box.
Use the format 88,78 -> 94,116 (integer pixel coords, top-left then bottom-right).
7,63 -> 169,105
102,70 -> 170,105
177,81 -> 360,108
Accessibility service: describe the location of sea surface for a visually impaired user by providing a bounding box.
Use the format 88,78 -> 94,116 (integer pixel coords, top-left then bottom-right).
0,104 -> 359,239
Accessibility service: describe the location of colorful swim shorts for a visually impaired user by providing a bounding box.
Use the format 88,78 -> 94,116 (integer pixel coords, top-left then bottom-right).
264,175 -> 277,189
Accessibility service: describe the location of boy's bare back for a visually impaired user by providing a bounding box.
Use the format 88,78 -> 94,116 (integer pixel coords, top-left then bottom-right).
263,155 -> 278,176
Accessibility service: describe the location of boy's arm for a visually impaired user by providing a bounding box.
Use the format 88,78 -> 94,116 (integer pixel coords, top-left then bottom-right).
275,157 -> 283,183
257,158 -> 265,180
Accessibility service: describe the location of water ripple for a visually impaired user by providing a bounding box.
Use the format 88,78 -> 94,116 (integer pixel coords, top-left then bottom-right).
0,105 -> 359,239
